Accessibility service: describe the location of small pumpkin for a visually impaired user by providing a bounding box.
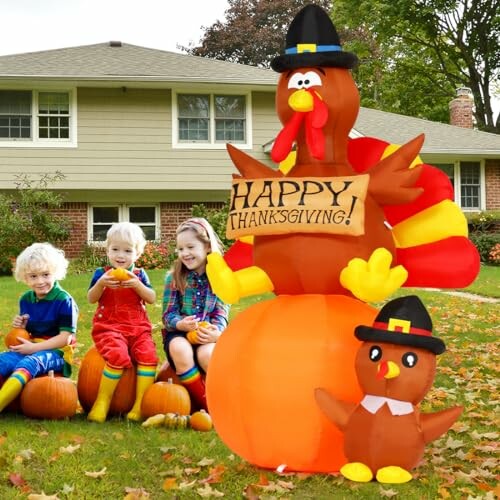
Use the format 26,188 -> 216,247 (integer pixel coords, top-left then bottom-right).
186,321 -> 210,344
190,409 -> 213,432
77,346 -> 136,415
4,328 -> 31,348
21,371 -> 78,419
109,267 -> 129,281
141,378 -> 191,418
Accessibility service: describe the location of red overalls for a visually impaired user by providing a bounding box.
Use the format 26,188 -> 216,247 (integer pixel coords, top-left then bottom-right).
92,281 -> 158,369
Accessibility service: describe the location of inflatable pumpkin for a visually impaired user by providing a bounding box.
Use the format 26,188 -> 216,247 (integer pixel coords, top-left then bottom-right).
207,295 -> 375,472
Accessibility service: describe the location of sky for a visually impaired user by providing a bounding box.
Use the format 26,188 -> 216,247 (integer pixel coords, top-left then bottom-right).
0,0 -> 229,56
0,0 -> 497,121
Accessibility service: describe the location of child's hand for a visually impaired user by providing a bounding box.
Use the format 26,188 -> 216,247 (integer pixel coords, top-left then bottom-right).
119,271 -> 141,289
13,314 -> 29,329
10,337 -> 37,355
197,322 -> 220,344
177,315 -> 198,333
101,271 -> 121,289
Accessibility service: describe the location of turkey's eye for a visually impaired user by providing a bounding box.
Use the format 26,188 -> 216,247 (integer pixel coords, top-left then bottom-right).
369,346 -> 382,362
287,71 -> 322,90
402,352 -> 418,368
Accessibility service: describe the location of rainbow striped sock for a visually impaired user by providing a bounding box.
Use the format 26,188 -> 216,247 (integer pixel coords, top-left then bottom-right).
178,365 -> 207,411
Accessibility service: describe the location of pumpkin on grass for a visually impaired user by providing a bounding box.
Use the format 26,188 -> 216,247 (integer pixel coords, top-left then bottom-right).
4,328 -> 31,348
141,378 -> 191,418
77,346 -> 136,415
21,371 -> 77,419
190,410 -> 213,431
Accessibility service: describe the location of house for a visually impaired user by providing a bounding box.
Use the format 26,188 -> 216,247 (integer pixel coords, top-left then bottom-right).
1,43 -> 499,258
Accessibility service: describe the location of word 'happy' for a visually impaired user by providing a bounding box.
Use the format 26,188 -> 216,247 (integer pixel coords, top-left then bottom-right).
227,175 -> 368,238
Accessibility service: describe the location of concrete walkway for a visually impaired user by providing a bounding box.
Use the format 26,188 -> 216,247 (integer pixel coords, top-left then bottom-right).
423,288 -> 499,303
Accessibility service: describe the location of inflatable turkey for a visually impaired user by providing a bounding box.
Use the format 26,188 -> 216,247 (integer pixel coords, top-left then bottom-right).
316,295 -> 463,484
206,4 -> 478,473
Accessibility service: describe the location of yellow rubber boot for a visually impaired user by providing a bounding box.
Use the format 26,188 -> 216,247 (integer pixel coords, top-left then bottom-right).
88,365 -> 123,423
127,365 -> 156,422
0,375 -> 25,412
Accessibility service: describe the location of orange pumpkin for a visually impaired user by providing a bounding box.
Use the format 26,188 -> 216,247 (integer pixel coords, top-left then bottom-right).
77,346 -> 136,415
21,371 -> 78,419
141,379 -> 191,418
206,295 -> 377,472
4,328 -> 31,348
109,267 -> 129,281
190,410 -> 213,432
187,321 -> 210,344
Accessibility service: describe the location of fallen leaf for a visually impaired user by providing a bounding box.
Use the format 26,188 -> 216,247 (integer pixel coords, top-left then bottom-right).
19,449 -> 36,460
243,484 -> 260,499
197,483 -> 224,497
379,486 -> 398,498
9,472 -> 27,487
198,457 -> 215,467
27,493 -> 60,500
59,444 -> 80,454
61,484 -> 74,495
162,478 -> 177,491
84,467 -> 107,478
124,486 -> 150,499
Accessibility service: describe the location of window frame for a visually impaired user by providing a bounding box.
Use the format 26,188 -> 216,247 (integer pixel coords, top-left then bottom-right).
88,204 -> 160,245
434,159 -> 485,211
172,90 -> 252,149
0,87 -> 77,148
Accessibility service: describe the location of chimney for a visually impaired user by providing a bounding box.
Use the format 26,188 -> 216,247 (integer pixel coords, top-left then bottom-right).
449,87 -> 474,129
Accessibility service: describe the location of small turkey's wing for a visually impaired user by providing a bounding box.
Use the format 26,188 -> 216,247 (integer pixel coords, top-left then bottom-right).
314,387 -> 357,432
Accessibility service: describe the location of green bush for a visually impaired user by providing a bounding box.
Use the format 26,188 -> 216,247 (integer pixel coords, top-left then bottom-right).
466,210 -> 500,232
0,172 -> 70,275
469,231 -> 500,264
69,244 -> 107,274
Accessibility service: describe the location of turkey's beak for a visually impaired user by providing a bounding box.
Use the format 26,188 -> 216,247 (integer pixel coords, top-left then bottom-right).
288,89 -> 314,112
377,360 -> 400,379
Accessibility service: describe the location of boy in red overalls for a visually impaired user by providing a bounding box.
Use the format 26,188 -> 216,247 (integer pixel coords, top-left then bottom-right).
87,222 -> 158,422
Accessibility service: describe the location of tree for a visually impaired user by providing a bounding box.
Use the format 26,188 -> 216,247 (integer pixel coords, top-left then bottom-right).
181,0 -> 333,68
185,0 -> 498,132
0,172 -> 70,274
334,0 -> 500,133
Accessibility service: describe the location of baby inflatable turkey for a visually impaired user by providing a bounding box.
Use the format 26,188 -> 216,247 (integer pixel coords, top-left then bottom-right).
315,295 -> 463,484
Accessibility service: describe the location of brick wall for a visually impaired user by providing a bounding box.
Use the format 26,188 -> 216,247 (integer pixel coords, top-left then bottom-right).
449,88 -> 474,129
54,201 -> 226,258
485,159 -> 500,210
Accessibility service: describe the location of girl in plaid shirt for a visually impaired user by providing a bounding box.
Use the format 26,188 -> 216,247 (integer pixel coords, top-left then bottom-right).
162,218 -> 229,411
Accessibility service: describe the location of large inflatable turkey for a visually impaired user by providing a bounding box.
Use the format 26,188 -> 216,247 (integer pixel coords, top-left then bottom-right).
206,4 -> 478,473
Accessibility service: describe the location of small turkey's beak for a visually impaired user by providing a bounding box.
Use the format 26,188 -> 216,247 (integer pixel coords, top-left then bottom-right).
288,89 -> 314,112
377,360 -> 400,379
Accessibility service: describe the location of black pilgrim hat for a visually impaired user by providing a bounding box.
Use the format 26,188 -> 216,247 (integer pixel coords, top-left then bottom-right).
271,4 -> 358,73
355,295 -> 446,355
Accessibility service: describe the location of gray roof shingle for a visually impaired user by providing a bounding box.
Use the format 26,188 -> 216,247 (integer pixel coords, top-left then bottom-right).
0,42 -> 278,85
354,107 -> 500,155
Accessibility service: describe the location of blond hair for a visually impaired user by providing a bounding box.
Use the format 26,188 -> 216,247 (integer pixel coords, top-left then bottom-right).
105,222 -> 147,256
171,218 -> 223,294
14,242 -> 69,282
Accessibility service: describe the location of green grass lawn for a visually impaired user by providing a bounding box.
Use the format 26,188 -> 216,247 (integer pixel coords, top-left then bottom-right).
0,268 -> 497,498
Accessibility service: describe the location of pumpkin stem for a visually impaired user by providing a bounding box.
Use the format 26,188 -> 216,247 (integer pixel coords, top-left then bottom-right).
48,370 -> 54,378
167,378 -> 173,384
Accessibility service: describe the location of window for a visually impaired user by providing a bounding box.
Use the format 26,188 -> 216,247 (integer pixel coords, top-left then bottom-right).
175,92 -> 249,146
90,205 -> 159,242
435,161 -> 483,210
0,89 -> 75,146
0,91 -> 31,139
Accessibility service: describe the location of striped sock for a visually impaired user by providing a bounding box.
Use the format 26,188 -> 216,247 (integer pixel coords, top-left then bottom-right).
12,368 -> 32,386
103,365 -> 123,380
178,365 -> 207,411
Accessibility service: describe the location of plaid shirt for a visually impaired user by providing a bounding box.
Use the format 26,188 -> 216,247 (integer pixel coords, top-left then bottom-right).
162,270 -> 229,332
